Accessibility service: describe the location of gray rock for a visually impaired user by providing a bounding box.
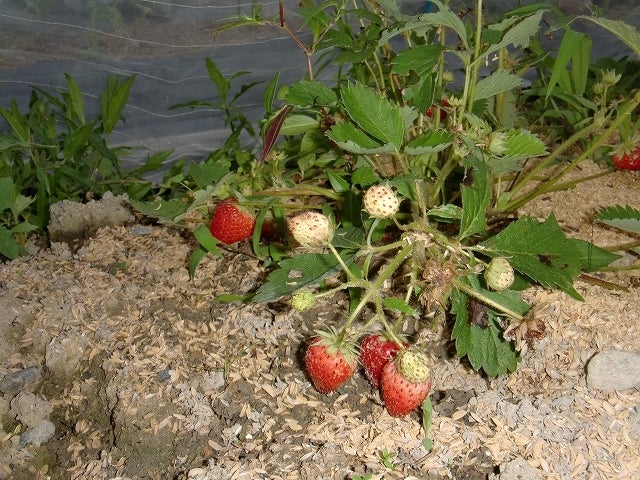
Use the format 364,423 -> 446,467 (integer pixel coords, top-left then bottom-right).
45,332 -> 90,376
0,366 -> 41,395
10,391 -> 53,428
48,191 -> 134,243
489,456 -> 541,480
586,350 -> 640,391
18,420 -> 55,448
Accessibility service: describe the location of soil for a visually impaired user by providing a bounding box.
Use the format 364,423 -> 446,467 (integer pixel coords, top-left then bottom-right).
0,162 -> 639,480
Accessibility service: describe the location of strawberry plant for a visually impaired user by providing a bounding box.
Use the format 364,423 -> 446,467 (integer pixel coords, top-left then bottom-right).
131,0 -> 640,421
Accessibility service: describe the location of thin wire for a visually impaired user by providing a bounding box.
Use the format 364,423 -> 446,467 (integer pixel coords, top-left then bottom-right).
0,12 -> 297,48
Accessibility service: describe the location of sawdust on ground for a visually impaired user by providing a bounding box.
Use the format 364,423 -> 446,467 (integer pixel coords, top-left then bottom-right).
0,161 -> 639,479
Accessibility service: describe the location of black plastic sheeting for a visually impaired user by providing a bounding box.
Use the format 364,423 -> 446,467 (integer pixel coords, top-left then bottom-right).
1,1 -> 638,171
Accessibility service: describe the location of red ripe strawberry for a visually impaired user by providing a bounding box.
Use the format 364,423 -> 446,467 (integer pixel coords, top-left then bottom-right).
304,330 -> 357,394
359,334 -> 406,389
612,145 -> 640,171
209,198 -> 255,244
380,349 -> 432,417
425,98 -> 451,121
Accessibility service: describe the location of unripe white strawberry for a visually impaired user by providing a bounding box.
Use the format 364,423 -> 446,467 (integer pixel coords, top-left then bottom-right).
484,257 -> 515,291
290,291 -> 316,312
288,211 -> 333,247
363,185 -> 400,219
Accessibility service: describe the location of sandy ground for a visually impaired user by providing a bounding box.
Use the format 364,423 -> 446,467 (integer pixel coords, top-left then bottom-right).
0,162 -> 639,480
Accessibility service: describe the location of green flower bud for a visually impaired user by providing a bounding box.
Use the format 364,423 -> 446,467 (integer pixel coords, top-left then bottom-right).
603,69 -> 621,86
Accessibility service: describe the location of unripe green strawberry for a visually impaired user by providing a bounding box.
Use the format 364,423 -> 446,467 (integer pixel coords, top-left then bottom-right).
484,257 -> 515,291
290,291 -> 316,312
381,349 -> 432,417
288,211 -> 333,247
363,185 -> 400,219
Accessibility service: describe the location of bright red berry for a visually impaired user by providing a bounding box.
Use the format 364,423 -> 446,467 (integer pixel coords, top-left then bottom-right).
209,198 -> 255,244
380,349 -> 432,417
612,145 -> 640,171
359,334 -> 406,389
304,331 -> 357,394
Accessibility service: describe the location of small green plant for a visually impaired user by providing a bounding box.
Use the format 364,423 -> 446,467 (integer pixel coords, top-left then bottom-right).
379,448 -> 397,469
0,74 -> 172,259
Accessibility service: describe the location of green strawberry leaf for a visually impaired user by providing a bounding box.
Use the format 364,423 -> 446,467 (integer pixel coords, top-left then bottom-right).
326,122 -> 393,154
461,273 -> 532,316
404,129 -> 454,155
488,129 -> 548,175
382,297 -> 419,317
427,204 -> 463,222
479,214 -> 583,300
129,198 -> 189,223
450,289 -> 520,377
0,177 -> 15,211
0,225 -> 21,260
379,1 -> 469,50
595,204 -> 640,235
570,238 -> 621,272
284,80 -> 338,107
573,16 -> 640,62
340,82 -> 405,148
421,396 -> 433,452
459,156 -> 490,241
252,252 -> 356,303
193,224 -> 222,256
391,44 -> 445,76
188,246 -> 208,279
280,114 -> 319,135
474,69 -> 523,100
484,10 -> 546,58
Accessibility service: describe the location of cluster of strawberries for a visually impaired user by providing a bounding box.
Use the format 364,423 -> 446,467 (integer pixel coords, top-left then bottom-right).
208,184 -> 432,417
305,332 -> 432,417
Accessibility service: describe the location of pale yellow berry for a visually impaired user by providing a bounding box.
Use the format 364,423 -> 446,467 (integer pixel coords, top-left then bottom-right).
363,185 -> 400,219
288,211 -> 332,247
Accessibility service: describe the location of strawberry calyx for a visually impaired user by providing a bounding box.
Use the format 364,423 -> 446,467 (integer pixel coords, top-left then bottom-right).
312,327 -> 359,364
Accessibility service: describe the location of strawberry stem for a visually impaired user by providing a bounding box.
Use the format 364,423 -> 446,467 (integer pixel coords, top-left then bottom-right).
505,89 -> 640,211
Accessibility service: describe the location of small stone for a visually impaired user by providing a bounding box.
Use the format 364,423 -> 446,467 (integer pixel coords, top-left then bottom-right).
45,333 -> 90,376
586,349 -> 640,391
157,369 -> 172,382
18,420 -> 56,448
0,366 -> 41,395
10,392 -> 53,428
489,456 -> 541,480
